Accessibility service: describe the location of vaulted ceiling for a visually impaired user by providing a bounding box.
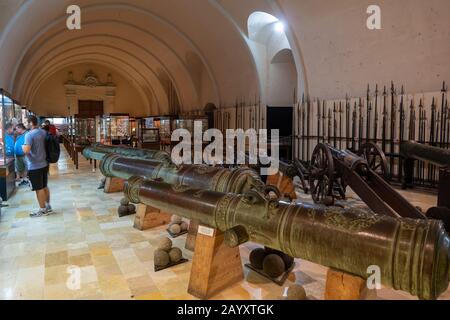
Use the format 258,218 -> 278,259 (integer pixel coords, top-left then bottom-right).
0,0 -> 448,115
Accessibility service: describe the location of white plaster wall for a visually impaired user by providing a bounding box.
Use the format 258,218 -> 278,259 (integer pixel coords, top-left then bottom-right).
267,61 -> 297,106
247,39 -> 267,103
276,0 -> 450,99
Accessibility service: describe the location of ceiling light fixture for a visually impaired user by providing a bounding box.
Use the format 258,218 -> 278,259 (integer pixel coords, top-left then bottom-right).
274,21 -> 285,33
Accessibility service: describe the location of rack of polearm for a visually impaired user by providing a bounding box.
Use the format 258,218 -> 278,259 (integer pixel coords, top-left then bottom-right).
210,81 -> 448,189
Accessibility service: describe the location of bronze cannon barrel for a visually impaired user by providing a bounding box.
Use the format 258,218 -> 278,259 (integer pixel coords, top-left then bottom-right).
400,141 -> 450,168
125,176 -> 450,300
100,153 -> 265,194
82,143 -> 172,163
327,146 -> 368,172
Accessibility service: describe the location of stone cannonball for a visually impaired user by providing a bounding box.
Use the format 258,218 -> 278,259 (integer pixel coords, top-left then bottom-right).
282,254 -> 294,270
169,223 -> 181,235
168,247 -> 183,263
286,284 -> 307,300
264,247 -> 294,270
157,237 -> 173,252
249,248 -> 267,270
180,221 -> 189,232
127,204 -> 136,214
170,215 -> 182,224
118,205 -> 129,217
154,249 -> 170,267
262,254 -> 286,278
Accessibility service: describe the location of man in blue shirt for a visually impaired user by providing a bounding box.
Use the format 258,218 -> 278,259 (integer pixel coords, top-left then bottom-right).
4,123 -> 15,159
14,124 -> 29,187
22,115 -> 52,217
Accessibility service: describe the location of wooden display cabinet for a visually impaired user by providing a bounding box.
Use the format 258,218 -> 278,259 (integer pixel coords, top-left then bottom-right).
137,117 -> 161,150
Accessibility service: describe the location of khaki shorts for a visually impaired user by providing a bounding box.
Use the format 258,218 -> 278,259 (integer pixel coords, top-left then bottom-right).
15,156 -> 27,173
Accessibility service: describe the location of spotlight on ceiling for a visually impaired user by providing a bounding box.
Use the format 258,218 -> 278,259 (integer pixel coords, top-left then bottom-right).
274,21 -> 285,32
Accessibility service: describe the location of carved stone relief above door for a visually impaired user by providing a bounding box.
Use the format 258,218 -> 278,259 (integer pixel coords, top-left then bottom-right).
64,70 -> 116,115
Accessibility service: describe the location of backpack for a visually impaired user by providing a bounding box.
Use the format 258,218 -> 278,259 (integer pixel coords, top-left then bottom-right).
45,133 -> 60,163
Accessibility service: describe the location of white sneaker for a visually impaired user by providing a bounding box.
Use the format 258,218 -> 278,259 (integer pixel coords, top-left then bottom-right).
46,204 -> 53,213
30,208 -> 49,218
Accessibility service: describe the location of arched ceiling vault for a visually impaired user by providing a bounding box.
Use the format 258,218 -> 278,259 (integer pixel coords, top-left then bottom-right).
15,29 -> 199,112
13,9 -> 208,113
19,41 -> 173,112
26,55 -> 155,114
1,0 -> 269,113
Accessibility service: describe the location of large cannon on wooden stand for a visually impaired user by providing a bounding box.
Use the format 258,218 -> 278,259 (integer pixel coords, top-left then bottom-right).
125,176 -> 450,300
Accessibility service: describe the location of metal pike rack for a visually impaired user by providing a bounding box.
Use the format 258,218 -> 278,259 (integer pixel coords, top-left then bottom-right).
291,82 -> 449,189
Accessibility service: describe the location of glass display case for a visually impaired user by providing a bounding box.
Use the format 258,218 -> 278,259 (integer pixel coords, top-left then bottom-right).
172,116 -> 209,135
13,102 -> 22,124
159,117 -> 174,140
137,117 -> 161,150
168,116 -> 209,153
73,117 -> 96,146
97,113 -> 132,145
21,107 -> 29,124
64,116 -> 74,137
130,117 -> 138,137
0,89 -> 17,200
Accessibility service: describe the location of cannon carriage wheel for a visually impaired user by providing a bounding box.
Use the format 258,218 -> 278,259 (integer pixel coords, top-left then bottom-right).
309,143 -> 335,205
359,142 -> 388,179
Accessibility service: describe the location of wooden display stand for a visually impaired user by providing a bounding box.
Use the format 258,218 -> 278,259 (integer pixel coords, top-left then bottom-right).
133,204 -> 171,231
266,172 -> 297,200
188,226 -> 243,299
185,220 -> 199,251
324,268 -> 376,300
103,177 -> 125,193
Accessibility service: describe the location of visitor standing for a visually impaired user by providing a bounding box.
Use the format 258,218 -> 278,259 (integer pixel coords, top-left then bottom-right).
22,115 -> 52,217
14,123 -> 29,187
4,123 -> 15,159
44,120 -> 57,136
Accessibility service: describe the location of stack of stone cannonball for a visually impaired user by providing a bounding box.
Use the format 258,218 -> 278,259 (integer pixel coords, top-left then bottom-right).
249,246 -> 295,278
167,215 -> 189,236
154,236 -> 184,268
117,198 -> 136,217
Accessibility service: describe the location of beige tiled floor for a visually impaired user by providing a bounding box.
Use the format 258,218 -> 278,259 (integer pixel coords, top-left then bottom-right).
0,148 -> 449,300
